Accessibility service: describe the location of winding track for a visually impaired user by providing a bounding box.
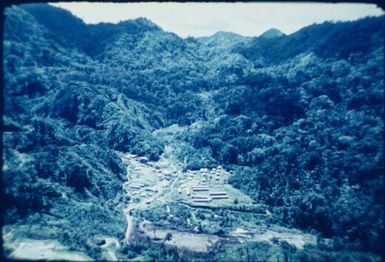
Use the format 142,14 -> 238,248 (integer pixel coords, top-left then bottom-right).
121,152 -> 179,243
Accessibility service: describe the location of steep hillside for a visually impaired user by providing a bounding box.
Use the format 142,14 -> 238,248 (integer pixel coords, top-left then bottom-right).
3,3 -> 384,261
3,6 -> 164,259
20,3 -> 161,56
238,17 -> 384,65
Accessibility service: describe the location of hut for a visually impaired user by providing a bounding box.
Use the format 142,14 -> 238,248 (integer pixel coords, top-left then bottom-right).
210,191 -> 228,199
192,194 -> 210,199
211,195 -> 229,199
192,185 -> 209,191
192,198 -> 211,203
210,192 -> 228,196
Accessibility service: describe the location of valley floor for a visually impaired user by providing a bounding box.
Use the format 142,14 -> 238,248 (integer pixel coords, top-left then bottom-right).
120,149 -> 317,256
3,148 -> 381,261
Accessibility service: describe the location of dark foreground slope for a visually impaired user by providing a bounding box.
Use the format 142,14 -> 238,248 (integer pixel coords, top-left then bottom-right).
3,5 -> 163,258
3,3 -> 384,261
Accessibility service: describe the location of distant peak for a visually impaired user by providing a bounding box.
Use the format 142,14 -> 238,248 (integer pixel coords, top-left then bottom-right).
118,17 -> 160,30
132,17 -> 157,26
260,28 -> 285,39
197,31 -> 246,42
213,31 -> 242,37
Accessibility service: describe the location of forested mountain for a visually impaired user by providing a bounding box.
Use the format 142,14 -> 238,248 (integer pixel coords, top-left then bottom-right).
3,3 -> 384,261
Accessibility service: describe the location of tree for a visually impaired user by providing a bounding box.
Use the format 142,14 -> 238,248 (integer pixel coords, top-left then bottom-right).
164,232 -> 173,243
220,144 -> 238,164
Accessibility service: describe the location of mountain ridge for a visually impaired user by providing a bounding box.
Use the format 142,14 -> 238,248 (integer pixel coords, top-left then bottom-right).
3,3 -> 384,261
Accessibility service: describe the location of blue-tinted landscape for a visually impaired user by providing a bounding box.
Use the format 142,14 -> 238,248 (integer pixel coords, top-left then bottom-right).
2,3 -> 384,261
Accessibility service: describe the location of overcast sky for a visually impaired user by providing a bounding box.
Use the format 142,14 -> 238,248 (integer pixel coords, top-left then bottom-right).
51,2 -> 384,38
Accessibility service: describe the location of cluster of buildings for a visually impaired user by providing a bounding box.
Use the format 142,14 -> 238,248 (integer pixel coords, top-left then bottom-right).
124,182 -> 154,198
187,185 -> 229,203
123,162 -> 159,205
180,166 -> 230,203
124,153 -> 234,206
124,154 -> 181,206
184,166 -> 230,184
155,169 -> 179,181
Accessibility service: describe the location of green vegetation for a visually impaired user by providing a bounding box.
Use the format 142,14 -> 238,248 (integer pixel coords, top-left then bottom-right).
3,3 -> 383,261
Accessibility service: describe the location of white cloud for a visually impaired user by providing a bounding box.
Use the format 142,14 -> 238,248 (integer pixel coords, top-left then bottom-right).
51,2 -> 384,38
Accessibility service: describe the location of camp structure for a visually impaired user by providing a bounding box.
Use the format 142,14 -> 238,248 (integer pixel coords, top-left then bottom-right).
210,191 -> 228,199
192,194 -> 210,199
192,197 -> 211,203
210,191 -> 227,196
129,183 -> 144,190
191,184 -> 209,190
